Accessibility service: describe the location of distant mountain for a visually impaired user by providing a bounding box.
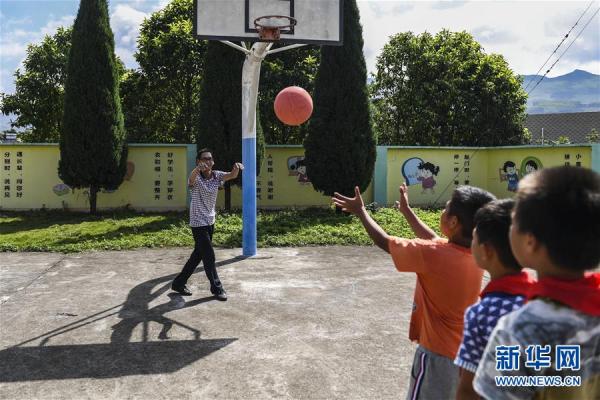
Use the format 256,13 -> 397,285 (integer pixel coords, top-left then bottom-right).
522,69 -> 600,114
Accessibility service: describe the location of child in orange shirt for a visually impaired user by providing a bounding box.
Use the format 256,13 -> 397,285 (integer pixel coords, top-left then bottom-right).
333,184 -> 495,399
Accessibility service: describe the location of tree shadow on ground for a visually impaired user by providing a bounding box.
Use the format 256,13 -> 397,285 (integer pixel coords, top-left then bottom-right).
0,210 -> 187,235
51,218 -> 189,246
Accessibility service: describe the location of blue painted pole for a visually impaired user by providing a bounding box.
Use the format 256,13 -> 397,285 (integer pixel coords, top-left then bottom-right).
240,42 -> 270,257
242,137 -> 257,256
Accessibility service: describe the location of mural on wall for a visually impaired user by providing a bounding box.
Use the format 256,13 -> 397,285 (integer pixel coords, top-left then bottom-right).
499,161 -> 520,192
287,156 -> 310,184
500,157 -> 544,192
521,157 -> 542,177
401,157 -> 440,194
417,161 -> 440,194
125,161 -> 135,181
52,183 -> 70,196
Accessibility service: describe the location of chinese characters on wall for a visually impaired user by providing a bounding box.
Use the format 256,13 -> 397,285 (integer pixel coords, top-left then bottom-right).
257,154 -> 275,202
453,153 -> 471,186
563,152 -> 583,167
153,151 -> 175,201
3,151 -> 24,200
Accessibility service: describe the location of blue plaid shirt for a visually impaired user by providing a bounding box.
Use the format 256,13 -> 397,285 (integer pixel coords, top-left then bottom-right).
454,293 -> 526,372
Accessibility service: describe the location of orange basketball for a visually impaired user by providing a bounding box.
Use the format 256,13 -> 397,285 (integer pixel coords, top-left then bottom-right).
274,86 -> 313,126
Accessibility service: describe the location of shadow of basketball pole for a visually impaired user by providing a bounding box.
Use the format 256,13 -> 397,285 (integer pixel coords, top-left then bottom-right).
0,257 -> 243,382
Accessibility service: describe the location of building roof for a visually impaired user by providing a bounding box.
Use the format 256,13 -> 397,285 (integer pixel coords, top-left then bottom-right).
524,111 -> 599,144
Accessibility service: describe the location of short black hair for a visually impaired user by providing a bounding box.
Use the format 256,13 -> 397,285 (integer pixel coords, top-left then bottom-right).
525,160 -> 538,169
418,162 -> 440,175
514,166 -> 600,271
474,199 -> 521,270
196,148 -> 212,160
503,161 -> 516,172
448,186 -> 497,240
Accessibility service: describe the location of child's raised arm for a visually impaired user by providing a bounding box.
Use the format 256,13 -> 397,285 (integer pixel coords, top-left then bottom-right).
396,183 -> 439,240
332,187 -> 390,253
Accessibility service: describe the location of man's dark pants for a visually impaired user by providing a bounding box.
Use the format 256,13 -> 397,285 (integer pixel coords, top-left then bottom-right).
173,225 -> 222,292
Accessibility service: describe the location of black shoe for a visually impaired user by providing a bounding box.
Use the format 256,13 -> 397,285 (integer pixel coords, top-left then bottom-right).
171,284 -> 192,296
211,287 -> 227,301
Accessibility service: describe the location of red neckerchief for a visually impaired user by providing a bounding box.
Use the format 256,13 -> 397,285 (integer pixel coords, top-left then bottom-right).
481,271 -> 535,298
530,273 -> 600,317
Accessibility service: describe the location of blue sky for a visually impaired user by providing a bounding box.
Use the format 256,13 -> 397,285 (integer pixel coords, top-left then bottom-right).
1,0 -> 599,130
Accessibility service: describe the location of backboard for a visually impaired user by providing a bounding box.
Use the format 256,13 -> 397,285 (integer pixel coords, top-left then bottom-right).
194,0 -> 343,45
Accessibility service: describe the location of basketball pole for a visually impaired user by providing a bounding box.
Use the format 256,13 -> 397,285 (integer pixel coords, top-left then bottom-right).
240,42 -> 270,257
222,40 -> 306,257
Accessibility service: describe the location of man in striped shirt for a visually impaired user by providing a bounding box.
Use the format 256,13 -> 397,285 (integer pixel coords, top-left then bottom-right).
171,148 -> 243,301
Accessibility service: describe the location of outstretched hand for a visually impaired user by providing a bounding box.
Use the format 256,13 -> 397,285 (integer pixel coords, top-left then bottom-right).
332,186 -> 365,215
395,183 -> 411,214
232,162 -> 244,171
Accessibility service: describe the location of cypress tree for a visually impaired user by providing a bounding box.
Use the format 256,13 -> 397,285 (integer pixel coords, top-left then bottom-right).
196,41 -> 264,210
59,0 -> 127,214
304,0 -> 376,202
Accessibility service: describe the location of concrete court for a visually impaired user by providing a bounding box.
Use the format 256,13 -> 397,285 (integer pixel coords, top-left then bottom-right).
0,246 -> 421,400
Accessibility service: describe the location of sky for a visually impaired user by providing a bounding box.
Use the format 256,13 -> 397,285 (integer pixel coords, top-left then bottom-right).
0,0 -> 599,129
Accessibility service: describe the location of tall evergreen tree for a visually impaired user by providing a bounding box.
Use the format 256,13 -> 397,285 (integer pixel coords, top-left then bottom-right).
196,41 -> 265,210
304,0 -> 376,201
59,0 -> 127,214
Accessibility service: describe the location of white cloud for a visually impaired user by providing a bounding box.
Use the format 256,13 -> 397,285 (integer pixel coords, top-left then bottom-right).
357,1 -> 600,77
111,4 -> 148,49
115,46 -> 137,68
470,26 -> 518,44
0,15 -> 74,65
430,1 -> 469,10
367,2 -> 415,18
1,42 -> 27,58
40,15 -> 74,36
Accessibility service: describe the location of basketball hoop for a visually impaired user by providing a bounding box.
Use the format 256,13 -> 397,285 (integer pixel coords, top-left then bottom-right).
254,15 -> 297,41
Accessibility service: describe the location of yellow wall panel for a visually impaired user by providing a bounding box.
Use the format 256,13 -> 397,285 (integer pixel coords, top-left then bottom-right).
0,144 -> 188,211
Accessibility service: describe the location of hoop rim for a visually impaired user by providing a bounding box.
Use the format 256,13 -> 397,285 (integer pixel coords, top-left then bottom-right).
253,15 -> 297,30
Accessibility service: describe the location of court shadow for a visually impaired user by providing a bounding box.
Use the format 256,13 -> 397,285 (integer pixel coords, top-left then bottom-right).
0,258 -> 245,382
0,339 -> 237,382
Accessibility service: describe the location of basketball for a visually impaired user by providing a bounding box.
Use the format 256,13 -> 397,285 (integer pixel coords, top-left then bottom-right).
273,86 -> 313,126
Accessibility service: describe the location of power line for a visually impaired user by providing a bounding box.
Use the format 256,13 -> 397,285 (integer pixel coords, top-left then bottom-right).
527,6 -> 600,96
524,1 -> 595,91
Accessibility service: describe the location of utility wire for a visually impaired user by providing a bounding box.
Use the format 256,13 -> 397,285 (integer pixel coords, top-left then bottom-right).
524,1 -> 595,91
527,7 -> 600,96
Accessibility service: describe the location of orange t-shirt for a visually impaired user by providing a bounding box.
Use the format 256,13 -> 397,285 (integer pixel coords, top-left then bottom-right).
388,237 -> 483,359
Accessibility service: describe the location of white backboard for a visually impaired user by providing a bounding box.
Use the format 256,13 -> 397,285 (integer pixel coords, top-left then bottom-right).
195,0 -> 343,45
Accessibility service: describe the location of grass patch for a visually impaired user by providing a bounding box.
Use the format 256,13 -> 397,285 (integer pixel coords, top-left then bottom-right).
0,208 -> 443,253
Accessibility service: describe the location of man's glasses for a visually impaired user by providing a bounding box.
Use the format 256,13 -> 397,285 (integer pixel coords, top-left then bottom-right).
200,157 -> 213,161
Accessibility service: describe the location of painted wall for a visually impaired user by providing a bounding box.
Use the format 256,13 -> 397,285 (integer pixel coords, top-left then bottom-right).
1,144 -> 189,211
385,145 -> 594,208
215,146 -> 374,209
1,143 -> 597,211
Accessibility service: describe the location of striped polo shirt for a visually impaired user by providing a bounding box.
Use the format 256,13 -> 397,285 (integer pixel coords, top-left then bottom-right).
189,170 -> 225,227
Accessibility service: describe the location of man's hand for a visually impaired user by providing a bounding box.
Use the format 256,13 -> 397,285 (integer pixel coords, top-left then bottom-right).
232,162 -> 244,172
395,183 -> 411,214
332,186 -> 365,215
197,162 -> 207,172
223,162 -> 244,182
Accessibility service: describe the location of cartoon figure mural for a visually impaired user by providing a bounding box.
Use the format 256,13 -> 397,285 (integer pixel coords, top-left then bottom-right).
500,161 -> 519,192
521,157 -> 542,176
295,159 -> 309,183
401,157 -> 440,194
52,183 -> 71,196
125,161 -> 135,181
287,156 -> 310,184
401,157 -> 425,186
417,161 -> 440,194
